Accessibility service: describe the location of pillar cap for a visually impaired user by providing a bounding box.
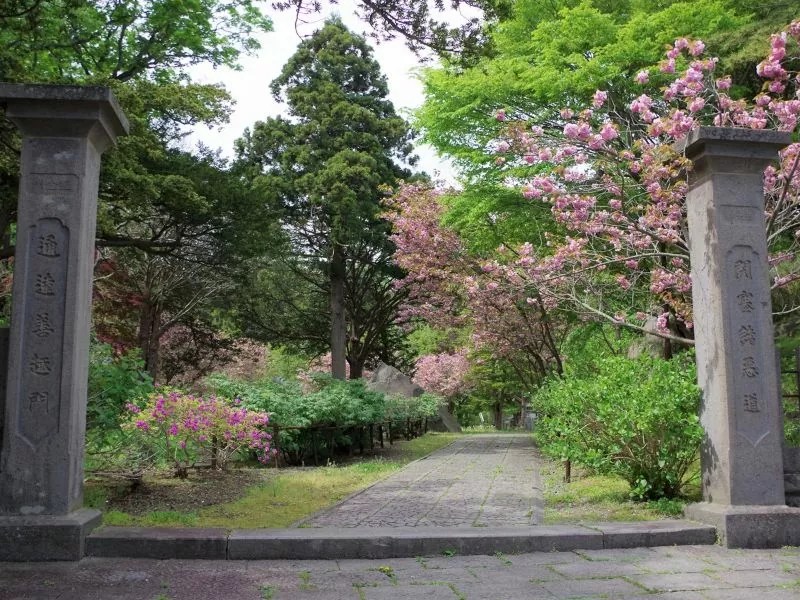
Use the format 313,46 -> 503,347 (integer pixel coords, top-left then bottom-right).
0,83 -> 129,147
674,126 -> 790,162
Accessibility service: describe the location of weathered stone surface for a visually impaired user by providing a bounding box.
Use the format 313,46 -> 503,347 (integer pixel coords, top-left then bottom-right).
681,128 -> 790,508
0,327 -> 9,448
685,503 -> 800,548
784,447 -> 800,506
86,527 -> 228,559
584,520 -> 717,549
228,525 -> 605,560
368,362 -> 425,397
627,315 -> 668,359
0,508 -> 100,561
0,83 -> 127,560
7,540 -> 799,599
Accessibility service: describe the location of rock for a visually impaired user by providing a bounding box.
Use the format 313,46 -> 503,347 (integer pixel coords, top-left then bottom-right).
627,316 -> 667,359
367,363 -> 461,433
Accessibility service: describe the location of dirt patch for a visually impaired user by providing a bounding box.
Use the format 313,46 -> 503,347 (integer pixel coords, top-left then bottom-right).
87,468 -> 275,515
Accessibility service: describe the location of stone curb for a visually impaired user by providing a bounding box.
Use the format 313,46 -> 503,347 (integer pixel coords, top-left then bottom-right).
86,527 -> 228,559
86,520 -> 715,560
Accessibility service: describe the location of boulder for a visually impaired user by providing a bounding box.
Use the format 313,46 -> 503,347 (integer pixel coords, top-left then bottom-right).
367,362 -> 461,433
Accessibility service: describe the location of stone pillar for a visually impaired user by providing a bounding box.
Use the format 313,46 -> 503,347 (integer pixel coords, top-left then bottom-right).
678,127 -> 800,548
0,84 -> 128,560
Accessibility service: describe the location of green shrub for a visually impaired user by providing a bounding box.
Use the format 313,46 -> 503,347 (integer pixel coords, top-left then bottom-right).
205,374 -> 386,427
85,342 -> 154,471
87,342 -> 154,434
384,393 -> 440,422
205,373 -> 439,463
532,353 -> 702,500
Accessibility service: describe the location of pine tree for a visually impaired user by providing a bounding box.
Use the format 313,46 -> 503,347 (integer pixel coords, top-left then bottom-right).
236,19 -> 415,378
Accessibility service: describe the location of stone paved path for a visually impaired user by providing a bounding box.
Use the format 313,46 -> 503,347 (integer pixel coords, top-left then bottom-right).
3,545 -> 799,599
300,434 -> 543,528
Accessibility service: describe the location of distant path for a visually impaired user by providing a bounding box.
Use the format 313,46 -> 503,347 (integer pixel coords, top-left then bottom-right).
299,434 -> 543,528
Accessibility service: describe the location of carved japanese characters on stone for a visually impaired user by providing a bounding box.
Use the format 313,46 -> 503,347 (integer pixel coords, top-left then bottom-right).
37,233 -> 60,257
32,312 -> 54,338
736,290 -> 755,312
738,325 -> 756,346
34,272 -> 55,296
734,259 -> 752,280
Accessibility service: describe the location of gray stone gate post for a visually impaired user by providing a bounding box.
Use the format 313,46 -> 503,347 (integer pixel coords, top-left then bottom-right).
0,84 -> 128,560
678,127 -> 800,548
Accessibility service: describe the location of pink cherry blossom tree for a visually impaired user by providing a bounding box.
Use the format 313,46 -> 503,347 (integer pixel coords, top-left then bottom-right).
384,184 -> 566,393
412,348 -> 472,399
490,21 -> 800,345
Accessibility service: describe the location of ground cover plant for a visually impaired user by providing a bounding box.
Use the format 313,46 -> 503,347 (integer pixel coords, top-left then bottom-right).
540,457 -> 698,524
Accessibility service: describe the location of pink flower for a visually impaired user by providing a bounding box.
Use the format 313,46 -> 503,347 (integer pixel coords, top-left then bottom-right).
687,97 -> 705,113
689,40 -> 705,56
769,80 -> 786,94
495,109 -> 506,121
635,70 -> 649,84
563,123 -> 580,138
600,122 -> 618,141
592,90 -> 608,108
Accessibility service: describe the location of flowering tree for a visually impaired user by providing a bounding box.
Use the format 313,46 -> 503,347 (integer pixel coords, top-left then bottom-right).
413,349 -> 472,399
384,184 -> 566,393
490,21 -> 800,343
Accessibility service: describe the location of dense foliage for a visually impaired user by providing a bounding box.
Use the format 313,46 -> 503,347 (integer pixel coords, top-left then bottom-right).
235,19 -> 416,379
206,372 -> 440,463
533,353 -> 702,500
85,342 -> 155,465
207,373 -> 439,428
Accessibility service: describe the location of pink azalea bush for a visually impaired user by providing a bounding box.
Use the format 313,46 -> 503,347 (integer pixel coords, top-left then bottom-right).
487,21 -> 800,339
124,390 -> 273,476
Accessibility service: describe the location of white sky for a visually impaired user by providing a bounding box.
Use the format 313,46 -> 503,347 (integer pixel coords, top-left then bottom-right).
188,1 -> 479,184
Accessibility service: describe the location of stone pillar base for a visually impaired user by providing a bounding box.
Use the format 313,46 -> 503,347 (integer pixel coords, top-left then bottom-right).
685,502 -> 800,548
0,508 -> 101,561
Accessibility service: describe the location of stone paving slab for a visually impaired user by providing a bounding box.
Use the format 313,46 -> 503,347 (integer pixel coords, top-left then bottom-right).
298,434 -> 543,528
2,545 -> 799,599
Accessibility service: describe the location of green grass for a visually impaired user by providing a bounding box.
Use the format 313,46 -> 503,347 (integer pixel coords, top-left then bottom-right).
95,432 -> 459,529
541,458 -> 699,523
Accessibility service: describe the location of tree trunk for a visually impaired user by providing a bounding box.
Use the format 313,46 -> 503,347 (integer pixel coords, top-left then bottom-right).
493,400 -> 503,430
348,358 -> 364,379
137,295 -> 162,382
330,243 -> 347,380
